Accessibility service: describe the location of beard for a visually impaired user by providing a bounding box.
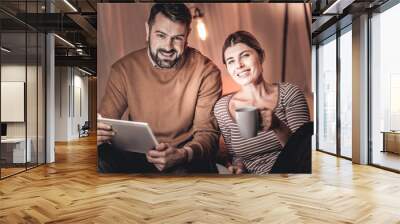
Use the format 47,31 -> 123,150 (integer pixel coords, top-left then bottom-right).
149,44 -> 181,69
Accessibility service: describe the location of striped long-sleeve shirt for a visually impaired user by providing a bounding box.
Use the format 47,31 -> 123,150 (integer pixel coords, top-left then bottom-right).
214,83 -> 310,174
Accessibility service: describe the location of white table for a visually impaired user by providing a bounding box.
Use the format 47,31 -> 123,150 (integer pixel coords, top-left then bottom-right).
1,138 -> 31,163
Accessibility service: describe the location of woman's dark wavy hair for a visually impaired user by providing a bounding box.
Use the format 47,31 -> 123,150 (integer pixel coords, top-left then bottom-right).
222,31 -> 265,64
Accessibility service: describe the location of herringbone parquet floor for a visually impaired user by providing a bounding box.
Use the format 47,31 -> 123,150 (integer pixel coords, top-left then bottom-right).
1,136 -> 400,223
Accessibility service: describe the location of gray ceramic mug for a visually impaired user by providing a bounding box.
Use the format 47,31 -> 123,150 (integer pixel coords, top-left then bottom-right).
235,106 -> 259,139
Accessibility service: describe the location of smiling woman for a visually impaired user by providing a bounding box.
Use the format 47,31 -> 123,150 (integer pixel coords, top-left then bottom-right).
224,42 -> 263,86
214,30 -> 311,174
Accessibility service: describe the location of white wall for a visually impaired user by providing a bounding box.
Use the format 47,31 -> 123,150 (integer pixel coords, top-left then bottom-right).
1,65 -> 38,137
1,64 -> 46,164
55,67 -> 69,141
55,67 -> 89,141
75,74 -> 89,136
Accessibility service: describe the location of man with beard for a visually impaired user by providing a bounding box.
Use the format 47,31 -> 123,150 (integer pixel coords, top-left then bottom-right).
97,3 -> 222,173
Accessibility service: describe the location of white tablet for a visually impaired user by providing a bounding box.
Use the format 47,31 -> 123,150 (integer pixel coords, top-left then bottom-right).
98,117 -> 158,154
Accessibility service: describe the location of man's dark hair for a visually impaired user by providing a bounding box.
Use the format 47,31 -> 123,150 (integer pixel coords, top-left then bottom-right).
222,30 -> 265,64
148,3 -> 192,30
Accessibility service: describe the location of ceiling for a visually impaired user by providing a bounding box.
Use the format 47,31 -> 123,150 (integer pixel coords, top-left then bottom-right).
311,0 -> 391,43
0,0 -> 99,74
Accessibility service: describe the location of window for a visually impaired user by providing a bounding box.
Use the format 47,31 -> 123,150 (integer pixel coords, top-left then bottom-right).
339,27 -> 352,158
370,2 -> 400,171
0,1 -> 47,179
317,35 -> 337,154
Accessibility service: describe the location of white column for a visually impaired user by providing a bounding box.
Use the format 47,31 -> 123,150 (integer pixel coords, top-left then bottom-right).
46,33 -> 55,163
352,14 -> 369,164
45,0 -> 55,163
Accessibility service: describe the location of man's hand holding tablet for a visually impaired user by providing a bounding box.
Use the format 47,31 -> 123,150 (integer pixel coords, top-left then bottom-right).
97,116 -> 158,154
97,114 -> 115,146
146,143 -> 192,171
97,115 -> 193,171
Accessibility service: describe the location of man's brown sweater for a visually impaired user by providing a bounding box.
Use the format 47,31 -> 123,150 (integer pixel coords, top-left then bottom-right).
99,47 -> 222,170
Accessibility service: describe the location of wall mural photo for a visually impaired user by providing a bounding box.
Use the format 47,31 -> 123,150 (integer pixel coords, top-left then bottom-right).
97,3 -> 313,175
